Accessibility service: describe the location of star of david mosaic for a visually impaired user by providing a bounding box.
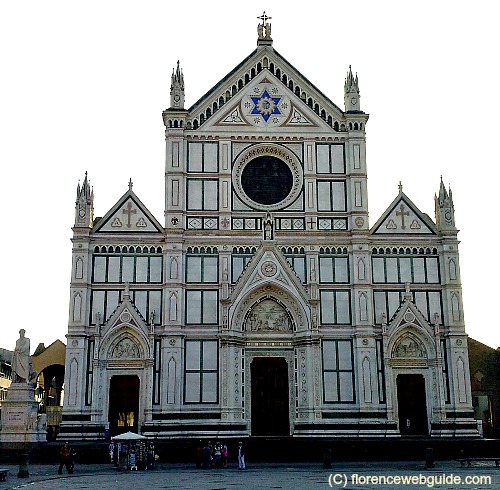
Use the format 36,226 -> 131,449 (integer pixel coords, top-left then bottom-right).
250,89 -> 281,122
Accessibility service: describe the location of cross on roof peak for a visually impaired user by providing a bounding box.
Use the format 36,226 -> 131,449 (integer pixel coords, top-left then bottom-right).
258,11 -> 271,24
257,11 -> 273,44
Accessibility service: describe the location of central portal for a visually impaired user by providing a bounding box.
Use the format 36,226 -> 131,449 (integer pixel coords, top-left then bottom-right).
251,357 -> 289,436
396,373 -> 428,436
108,374 -> 140,436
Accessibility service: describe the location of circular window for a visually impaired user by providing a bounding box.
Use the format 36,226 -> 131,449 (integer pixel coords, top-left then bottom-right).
241,156 -> 293,205
233,144 -> 303,211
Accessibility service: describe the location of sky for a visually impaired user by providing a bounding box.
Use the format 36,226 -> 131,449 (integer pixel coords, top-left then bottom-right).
1,1 -> 499,353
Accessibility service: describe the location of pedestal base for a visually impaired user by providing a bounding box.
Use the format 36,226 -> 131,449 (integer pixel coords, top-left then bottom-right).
0,384 -> 46,444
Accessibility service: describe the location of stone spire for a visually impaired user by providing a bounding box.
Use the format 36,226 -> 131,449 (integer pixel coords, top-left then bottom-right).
74,172 -> 94,228
170,60 -> 185,109
435,176 -> 456,231
257,11 -> 273,46
344,65 -> 361,112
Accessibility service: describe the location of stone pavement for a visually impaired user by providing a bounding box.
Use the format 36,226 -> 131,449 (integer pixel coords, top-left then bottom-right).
0,460 -> 499,489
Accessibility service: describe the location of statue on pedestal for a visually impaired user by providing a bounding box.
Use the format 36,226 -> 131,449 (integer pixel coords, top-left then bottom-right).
12,329 -> 30,383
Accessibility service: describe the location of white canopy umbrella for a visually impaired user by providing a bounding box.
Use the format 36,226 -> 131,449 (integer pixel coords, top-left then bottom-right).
112,431 -> 147,441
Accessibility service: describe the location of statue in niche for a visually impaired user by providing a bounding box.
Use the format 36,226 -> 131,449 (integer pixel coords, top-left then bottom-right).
264,215 -> 273,240
12,329 -> 31,383
112,338 -> 140,359
244,299 -> 292,332
393,336 -> 426,358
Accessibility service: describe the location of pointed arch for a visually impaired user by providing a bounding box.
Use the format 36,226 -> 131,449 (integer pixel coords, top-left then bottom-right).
357,258 -> 366,280
243,297 -> 293,332
451,293 -> 461,321
167,356 -> 177,404
456,357 -> 467,403
100,321 -> 150,361
170,257 -> 178,279
448,258 -> 457,280
231,282 -> 309,333
75,256 -> 84,279
359,292 -> 368,322
72,292 -> 82,322
169,292 -> 178,321
67,358 -> 78,406
362,356 -> 372,403
109,336 -> 142,359
391,332 -> 427,359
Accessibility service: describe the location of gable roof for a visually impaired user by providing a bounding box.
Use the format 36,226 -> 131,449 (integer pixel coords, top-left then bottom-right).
383,291 -> 437,351
172,45 -> 363,133
371,190 -> 437,236
100,288 -> 150,340
93,188 -> 163,234
201,70 -> 331,133
229,242 -> 310,306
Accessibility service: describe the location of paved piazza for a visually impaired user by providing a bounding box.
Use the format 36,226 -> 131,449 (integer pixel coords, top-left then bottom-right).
0,461 -> 498,490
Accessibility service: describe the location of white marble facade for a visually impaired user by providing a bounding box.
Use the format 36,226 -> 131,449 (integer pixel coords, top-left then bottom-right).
60,17 -> 477,441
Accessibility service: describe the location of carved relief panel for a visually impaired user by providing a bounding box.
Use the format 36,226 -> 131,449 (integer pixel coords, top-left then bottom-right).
243,299 -> 292,332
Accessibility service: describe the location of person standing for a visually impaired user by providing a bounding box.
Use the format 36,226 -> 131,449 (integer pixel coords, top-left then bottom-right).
196,440 -> 203,468
58,442 -> 73,474
237,441 -> 245,470
213,441 -> 222,468
109,440 -> 115,464
222,444 -> 228,468
208,441 -> 214,467
202,442 -> 211,469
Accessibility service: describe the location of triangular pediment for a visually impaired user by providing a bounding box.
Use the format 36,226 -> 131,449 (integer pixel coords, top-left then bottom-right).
200,70 -> 331,132
93,189 -> 163,234
184,46 -> 352,134
385,294 -> 435,342
371,191 -> 437,235
229,243 -> 309,305
100,290 -> 149,339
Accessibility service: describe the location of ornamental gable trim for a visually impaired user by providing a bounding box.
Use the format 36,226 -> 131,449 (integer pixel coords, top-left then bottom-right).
201,71 -> 328,133
93,189 -> 163,234
98,290 -> 150,342
178,46 -> 354,133
229,243 -> 310,307
371,191 -> 437,236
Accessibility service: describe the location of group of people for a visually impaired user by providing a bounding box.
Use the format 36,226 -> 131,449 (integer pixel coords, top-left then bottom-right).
197,440 -> 228,469
196,441 -> 245,470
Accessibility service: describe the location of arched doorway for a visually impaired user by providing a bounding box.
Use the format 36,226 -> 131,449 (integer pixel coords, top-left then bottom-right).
108,375 -> 140,436
251,357 -> 289,436
396,373 -> 428,436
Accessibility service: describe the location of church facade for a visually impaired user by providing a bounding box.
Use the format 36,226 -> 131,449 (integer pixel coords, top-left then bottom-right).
60,17 -> 477,440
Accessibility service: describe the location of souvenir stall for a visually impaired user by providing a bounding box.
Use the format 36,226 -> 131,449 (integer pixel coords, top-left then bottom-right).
111,431 -> 155,470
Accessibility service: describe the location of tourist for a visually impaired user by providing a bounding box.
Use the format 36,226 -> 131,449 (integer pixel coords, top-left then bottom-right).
213,441 -> 223,468
222,443 -> 228,468
196,440 -> 203,468
237,441 -> 245,470
202,442 -> 211,468
58,442 -> 74,474
109,440 -> 115,464
208,441 -> 214,467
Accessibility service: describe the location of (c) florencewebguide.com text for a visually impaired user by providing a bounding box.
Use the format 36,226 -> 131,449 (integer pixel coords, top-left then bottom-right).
328,472 -> 492,488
